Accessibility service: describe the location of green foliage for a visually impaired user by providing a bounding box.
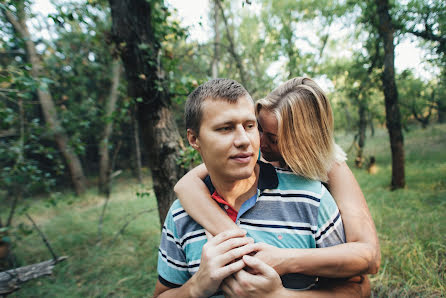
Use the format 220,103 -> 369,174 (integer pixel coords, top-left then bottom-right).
177,146 -> 202,171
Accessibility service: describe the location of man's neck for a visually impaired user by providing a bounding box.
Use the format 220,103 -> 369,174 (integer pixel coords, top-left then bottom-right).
210,164 -> 259,211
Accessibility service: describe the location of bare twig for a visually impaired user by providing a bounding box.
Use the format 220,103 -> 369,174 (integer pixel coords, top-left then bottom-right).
25,214 -> 58,261
110,209 -> 156,246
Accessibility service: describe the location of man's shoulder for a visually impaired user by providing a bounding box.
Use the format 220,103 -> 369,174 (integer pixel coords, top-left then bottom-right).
164,199 -> 203,239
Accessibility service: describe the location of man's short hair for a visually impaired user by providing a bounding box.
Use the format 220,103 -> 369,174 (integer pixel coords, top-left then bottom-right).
185,78 -> 251,134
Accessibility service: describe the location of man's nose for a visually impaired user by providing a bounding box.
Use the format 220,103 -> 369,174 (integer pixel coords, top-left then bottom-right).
234,125 -> 250,148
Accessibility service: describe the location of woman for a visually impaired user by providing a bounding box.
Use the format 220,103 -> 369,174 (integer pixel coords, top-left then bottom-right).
174,77 -> 380,278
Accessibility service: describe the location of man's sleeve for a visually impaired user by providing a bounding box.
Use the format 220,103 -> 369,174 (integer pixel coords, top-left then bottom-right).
157,202 -> 191,287
315,186 -> 346,248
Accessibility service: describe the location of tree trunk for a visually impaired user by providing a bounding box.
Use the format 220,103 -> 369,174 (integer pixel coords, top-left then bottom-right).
108,0 -> 185,224
98,60 -> 121,195
376,0 -> 405,189
133,106 -> 143,184
211,0 -> 220,79
355,100 -> 367,168
2,6 -> 87,195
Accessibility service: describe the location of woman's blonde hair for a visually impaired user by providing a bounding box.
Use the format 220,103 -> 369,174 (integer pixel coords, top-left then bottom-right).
256,77 -> 335,182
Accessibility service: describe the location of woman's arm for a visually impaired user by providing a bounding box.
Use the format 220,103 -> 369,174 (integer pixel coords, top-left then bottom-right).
327,162 -> 380,274
174,163 -> 237,235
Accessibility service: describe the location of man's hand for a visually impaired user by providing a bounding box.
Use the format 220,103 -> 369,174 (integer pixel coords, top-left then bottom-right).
221,255 -> 285,298
189,229 -> 258,297
251,242 -> 288,275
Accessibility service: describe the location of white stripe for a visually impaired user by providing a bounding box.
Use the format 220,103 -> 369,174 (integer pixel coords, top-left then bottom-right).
159,248 -> 189,272
261,188 -> 322,199
179,229 -> 207,247
239,224 -> 314,235
174,212 -> 189,221
316,218 -> 343,244
315,210 -> 342,242
183,235 -> 207,247
275,168 -> 293,174
172,207 -> 189,221
258,195 -> 320,207
187,259 -> 201,273
241,218 -> 316,230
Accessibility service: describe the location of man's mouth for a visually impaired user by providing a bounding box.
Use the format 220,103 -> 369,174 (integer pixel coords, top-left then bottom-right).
230,152 -> 254,163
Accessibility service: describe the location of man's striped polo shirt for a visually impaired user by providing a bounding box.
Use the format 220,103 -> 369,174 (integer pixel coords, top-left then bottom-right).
157,161 -> 345,292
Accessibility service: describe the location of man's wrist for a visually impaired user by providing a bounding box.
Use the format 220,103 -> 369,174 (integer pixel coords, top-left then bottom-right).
187,273 -> 207,298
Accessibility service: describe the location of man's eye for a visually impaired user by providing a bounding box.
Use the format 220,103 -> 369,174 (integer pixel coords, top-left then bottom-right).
246,123 -> 256,129
218,126 -> 232,131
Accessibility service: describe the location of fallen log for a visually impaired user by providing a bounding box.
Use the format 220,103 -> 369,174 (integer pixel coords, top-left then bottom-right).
0,256 -> 67,296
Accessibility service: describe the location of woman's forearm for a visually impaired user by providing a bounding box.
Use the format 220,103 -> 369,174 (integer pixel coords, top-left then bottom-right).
326,162 -> 380,274
174,163 -> 237,235
281,243 -> 377,278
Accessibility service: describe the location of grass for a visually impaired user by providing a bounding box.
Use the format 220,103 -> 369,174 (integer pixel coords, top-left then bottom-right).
2,124 -> 446,297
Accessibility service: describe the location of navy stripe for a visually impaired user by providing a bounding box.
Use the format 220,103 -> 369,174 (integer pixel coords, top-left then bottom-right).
241,221 -> 314,232
180,232 -> 206,247
260,192 -> 320,203
172,209 -> 186,218
158,275 -> 181,288
159,248 -> 189,269
315,212 -> 341,241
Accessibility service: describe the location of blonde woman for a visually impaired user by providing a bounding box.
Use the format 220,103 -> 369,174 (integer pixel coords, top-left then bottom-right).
174,77 -> 380,280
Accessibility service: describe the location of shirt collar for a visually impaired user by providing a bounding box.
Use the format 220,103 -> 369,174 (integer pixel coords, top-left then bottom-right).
204,160 -> 278,193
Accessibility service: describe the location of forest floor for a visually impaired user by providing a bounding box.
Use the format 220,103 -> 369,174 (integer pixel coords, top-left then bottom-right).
3,123 -> 446,297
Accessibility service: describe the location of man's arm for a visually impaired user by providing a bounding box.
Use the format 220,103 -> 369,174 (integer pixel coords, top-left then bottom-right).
221,255 -> 371,298
154,230 -> 258,298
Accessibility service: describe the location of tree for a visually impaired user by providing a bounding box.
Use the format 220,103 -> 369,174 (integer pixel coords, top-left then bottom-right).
108,0 -> 186,224
98,60 -> 121,196
397,0 -> 446,122
375,0 -> 405,189
1,1 -> 87,195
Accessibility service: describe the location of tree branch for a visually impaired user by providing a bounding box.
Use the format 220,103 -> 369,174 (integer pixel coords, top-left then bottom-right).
0,257 -> 67,295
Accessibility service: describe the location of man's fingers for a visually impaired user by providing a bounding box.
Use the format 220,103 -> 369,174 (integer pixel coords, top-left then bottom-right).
217,236 -> 254,254
221,274 -> 243,297
242,255 -> 278,278
218,243 -> 258,266
214,259 -> 246,281
209,229 -> 247,245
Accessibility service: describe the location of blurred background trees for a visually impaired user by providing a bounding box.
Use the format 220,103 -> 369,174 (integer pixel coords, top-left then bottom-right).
0,0 -> 444,260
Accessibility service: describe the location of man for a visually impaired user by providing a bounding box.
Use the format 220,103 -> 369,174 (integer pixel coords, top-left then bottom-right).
153,78 -> 369,297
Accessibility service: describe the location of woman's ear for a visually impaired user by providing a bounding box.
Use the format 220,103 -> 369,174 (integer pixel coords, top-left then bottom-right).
187,129 -> 200,151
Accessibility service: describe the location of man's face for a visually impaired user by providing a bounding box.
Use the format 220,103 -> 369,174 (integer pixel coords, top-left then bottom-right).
188,96 -> 260,183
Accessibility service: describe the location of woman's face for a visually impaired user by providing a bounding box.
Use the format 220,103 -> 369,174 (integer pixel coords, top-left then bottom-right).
257,108 -> 283,163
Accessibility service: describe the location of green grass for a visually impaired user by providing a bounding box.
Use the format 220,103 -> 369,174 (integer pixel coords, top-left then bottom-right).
4,178 -> 161,297
342,124 -> 446,297
3,124 -> 446,297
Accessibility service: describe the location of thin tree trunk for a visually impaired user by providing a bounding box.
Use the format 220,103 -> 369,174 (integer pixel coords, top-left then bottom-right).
376,0 -> 405,189
2,6 -> 87,195
215,0 -> 248,88
211,0 -> 220,79
108,0 -> 186,224
98,60 -> 121,195
133,106 -> 143,184
355,100 -> 367,168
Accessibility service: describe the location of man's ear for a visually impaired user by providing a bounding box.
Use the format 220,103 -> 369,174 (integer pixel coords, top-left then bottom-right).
187,129 -> 200,151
